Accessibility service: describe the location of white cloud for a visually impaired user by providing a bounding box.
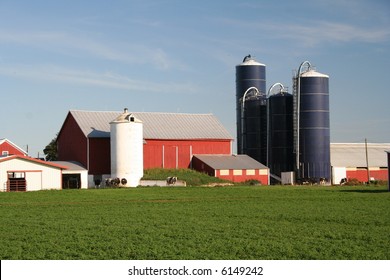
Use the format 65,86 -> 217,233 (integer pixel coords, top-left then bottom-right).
0,29 -> 186,71
217,18 -> 390,47
0,64 -> 197,94
273,21 -> 390,46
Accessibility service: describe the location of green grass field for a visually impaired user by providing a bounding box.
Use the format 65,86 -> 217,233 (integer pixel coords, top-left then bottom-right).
0,185 -> 389,260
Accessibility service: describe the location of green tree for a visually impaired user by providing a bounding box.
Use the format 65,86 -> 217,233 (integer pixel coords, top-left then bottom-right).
43,133 -> 58,161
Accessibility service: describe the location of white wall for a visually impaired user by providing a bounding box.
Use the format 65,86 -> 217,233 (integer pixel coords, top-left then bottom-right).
332,167 -> 347,185
0,158 -> 63,191
80,171 -> 88,189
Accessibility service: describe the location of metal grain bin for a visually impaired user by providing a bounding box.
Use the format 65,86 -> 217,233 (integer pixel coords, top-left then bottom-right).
268,90 -> 294,178
298,70 -> 330,183
236,55 -> 267,164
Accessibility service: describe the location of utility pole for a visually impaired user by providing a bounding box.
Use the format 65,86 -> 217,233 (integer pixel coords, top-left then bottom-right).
365,138 -> 370,184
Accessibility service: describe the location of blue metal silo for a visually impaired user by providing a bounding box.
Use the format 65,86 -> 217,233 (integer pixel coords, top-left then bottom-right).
267,84 -> 294,179
294,63 -> 331,183
236,55 -> 267,164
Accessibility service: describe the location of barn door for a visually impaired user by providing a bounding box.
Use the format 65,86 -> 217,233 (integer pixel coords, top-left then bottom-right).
162,145 -> 191,169
7,172 -> 26,192
62,174 -> 81,189
163,146 -> 178,169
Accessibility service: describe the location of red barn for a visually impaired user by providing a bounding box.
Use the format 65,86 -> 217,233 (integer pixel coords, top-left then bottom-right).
0,138 -> 27,157
192,154 -> 269,184
57,110 -> 233,184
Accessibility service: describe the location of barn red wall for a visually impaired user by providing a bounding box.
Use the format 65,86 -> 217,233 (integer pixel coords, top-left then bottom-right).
347,168 -> 388,182
143,139 -> 231,169
88,138 -> 111,175
191,156 -> 215,176
57,113 -> 88,169
0,141 -> 25,156
216,170 -> 269,184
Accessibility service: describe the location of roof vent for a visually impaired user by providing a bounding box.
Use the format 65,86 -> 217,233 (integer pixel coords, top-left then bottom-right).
124,108 -> 128,113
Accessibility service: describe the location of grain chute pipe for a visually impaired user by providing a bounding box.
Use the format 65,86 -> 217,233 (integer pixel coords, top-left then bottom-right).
240,86 -> 260,154
295,61 -> 311,176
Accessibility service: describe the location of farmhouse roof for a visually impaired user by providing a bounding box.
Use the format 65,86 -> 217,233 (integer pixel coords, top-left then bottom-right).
330,143 -> 390,167
0,155 -> 68,169
65,110 -> 233,140
193,154 -> 268,170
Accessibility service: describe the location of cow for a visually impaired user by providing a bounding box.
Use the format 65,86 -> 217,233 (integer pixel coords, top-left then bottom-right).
166,176 -> 177,185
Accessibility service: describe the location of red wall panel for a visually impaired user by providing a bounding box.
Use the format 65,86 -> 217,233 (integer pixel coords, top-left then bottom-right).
89,138 -> 111,175
191,156 -> 215,176
143,144 -> 162,169
143,139 -> 231,169
347,169 -> 388,182
57,113 -> 88,169
216,170 -> 269,184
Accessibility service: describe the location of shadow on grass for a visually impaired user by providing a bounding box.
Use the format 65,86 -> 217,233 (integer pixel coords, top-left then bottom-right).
339,189 -> 389,194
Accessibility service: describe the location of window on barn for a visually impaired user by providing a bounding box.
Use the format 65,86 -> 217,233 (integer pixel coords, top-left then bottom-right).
7,172 -> 26,192
2,151 -> 9,156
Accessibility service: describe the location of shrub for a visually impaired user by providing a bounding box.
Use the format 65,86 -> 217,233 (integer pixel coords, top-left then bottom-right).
344,178 -> 362,186
240,179 -> 261,186
142,168 -> 230,186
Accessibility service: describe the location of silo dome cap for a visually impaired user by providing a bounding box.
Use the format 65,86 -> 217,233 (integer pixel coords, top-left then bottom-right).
300,69 -> 329,78
237,55 -> 266,66
110,111 -> 142,124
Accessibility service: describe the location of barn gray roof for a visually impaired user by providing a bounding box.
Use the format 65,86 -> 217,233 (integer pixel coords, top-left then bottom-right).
69,110 -> 233,140
53,161 -> 88,171
330,143 -> 390,167
193,154 -> 268,170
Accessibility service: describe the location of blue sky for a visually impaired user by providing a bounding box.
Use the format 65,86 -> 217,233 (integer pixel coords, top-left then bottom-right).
1,0 -> 389,157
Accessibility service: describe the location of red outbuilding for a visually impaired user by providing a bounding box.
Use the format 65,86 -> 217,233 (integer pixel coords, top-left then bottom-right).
192,154 -> 269,184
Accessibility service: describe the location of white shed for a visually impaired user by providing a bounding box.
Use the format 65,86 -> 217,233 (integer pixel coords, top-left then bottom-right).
0,155 -> 67,192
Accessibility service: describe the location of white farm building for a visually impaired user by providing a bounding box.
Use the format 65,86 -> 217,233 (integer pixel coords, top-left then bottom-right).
0,155 -> 68,192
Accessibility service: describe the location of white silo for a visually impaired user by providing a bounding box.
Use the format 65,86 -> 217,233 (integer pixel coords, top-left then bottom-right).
110,108 -> 143,187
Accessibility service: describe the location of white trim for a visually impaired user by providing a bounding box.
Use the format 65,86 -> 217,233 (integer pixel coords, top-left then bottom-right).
219,169 -> 229,176
233,170 -> 242,175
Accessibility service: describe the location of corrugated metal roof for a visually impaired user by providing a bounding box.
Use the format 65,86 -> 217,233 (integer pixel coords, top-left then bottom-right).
69,110 -> 233,140
194,154 -> 268,170
331,143 -> 390,167
53,161 -> 87,171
